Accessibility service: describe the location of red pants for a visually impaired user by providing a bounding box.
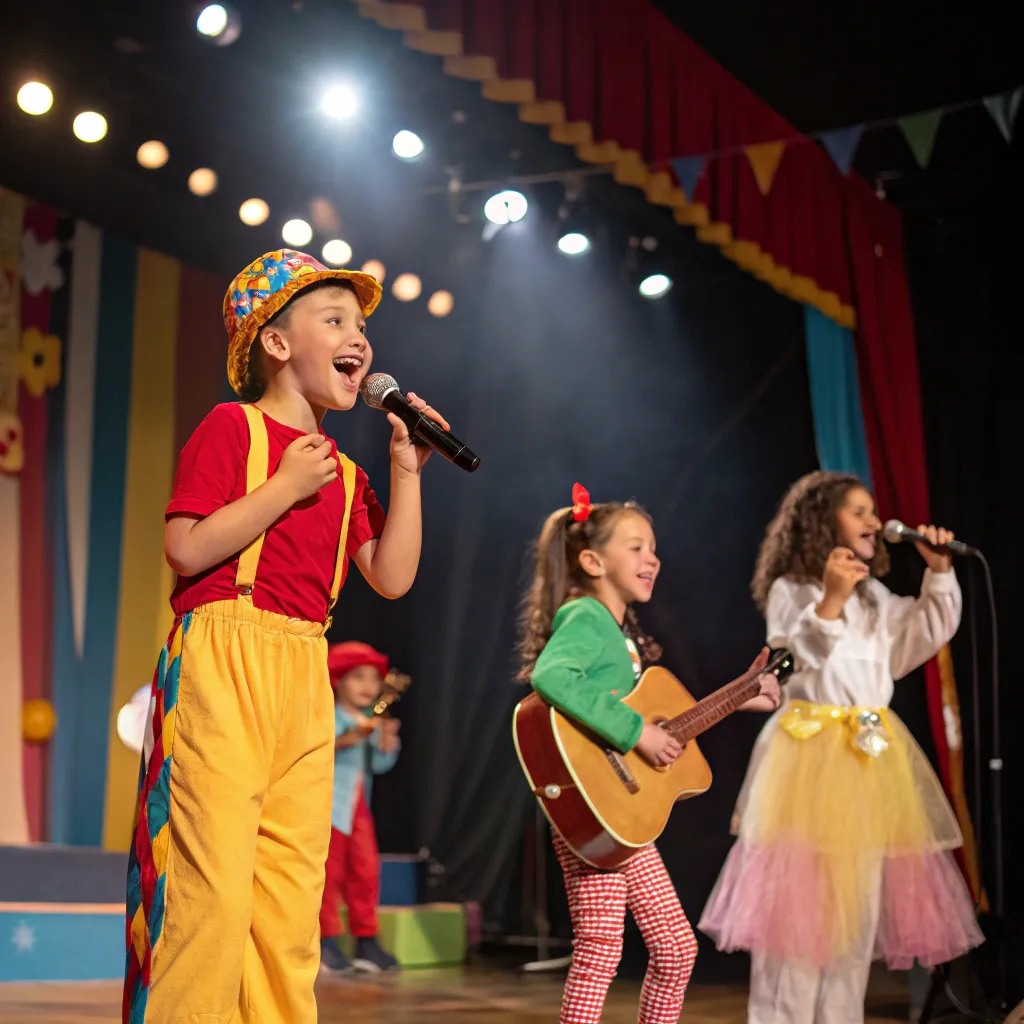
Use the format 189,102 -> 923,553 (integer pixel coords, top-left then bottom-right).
553,833 -> 698,1024
319,796 -> 380,939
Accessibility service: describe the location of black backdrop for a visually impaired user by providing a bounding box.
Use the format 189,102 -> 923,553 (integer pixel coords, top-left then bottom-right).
907,202 -> 1024,938
323,205 -> 824,980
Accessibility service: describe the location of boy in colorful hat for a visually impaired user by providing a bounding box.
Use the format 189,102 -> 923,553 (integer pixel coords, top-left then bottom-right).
123,250 -> 448,1024
319,641 -> 401,974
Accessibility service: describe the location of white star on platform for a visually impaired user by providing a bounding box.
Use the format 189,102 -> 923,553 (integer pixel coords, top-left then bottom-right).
11,921 -> 35,953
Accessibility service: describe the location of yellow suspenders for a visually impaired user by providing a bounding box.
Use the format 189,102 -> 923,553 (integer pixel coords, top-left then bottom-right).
235,404 -> 356,621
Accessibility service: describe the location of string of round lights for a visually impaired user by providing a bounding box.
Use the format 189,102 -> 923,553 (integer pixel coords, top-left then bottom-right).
10,2 -> 677,311
10,73 -> 457,317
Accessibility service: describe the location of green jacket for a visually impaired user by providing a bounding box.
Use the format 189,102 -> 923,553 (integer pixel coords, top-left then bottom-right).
531,597 -> 644,753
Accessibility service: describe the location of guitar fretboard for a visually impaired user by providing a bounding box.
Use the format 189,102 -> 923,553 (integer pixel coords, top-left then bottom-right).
663,649 -> 790,745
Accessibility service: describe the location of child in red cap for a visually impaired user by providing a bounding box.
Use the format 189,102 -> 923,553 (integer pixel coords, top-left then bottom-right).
319,641 -> 401,974
124,250 -> 448,1024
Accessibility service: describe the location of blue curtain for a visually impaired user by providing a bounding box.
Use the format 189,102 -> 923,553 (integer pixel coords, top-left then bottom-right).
803,306 -> 873,489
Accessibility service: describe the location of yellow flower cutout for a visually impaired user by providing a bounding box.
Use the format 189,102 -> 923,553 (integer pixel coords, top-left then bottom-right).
0,410 -> 24,477
18,327 -> 62,398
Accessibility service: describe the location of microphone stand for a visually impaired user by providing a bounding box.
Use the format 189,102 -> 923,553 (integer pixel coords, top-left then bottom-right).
920,549 -> 1008,1023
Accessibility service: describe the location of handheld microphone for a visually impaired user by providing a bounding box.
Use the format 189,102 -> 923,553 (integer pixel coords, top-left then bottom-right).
360,373 -> 480,473
882,519 -> 978,557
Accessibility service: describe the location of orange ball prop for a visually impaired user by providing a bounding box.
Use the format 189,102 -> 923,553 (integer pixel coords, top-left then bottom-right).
22,698 -> 56,743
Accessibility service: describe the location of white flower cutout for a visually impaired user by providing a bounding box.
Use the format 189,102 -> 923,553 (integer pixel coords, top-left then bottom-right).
21,229 -> 65,296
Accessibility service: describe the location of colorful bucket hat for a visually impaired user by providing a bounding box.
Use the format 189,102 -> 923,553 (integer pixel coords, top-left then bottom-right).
328,641 -> 389,688
223,249 -> 383,395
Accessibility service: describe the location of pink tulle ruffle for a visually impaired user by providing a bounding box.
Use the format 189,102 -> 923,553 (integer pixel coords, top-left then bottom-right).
699,838 -> 983,970
877,851 -> 984,969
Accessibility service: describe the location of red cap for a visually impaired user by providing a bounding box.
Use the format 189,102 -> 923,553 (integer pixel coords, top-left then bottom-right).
327,641 -> 389,689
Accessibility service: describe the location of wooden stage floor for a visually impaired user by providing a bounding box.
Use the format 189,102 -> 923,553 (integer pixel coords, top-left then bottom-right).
0,966 -> 920,1023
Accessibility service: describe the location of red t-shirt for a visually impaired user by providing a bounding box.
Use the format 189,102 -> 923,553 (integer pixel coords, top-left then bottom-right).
167,403 -> 386,623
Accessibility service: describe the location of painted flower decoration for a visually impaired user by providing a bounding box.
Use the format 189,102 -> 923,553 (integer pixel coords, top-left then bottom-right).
18,327 -> 62,397
21,229 -> 65,296
0,410 -> 24,476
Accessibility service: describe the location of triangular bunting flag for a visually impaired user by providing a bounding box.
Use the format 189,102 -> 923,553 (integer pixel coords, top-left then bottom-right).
670,155 -> 706,202
744,141 -> 786,196
898,109 -> 944,168
983,87 -> 1023,144
819,125 -> 864,176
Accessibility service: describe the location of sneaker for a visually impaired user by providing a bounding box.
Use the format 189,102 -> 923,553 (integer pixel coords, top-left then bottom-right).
352,936 -> 399,973
319,937 -> 353,975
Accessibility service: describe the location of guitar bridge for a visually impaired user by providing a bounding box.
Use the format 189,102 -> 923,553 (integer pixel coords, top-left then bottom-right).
606,750 -> 640,794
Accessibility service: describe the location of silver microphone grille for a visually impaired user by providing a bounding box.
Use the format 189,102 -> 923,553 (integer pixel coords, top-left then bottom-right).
359,373 -> 400,410
882,519 -> 906,544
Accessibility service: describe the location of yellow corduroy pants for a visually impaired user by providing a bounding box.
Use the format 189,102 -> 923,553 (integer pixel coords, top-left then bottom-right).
129,600 -> 335,1024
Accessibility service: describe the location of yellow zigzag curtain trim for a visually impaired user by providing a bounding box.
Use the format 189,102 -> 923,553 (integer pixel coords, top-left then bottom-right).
353,0 -> 857,330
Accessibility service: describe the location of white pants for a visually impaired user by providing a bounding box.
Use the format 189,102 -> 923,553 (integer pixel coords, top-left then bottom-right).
748,858 -> 882,1024
748,952 -> 873,1024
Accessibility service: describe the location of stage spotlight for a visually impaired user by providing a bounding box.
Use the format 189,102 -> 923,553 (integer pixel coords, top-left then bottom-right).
137,140 -> 169,169
322,239 -> 352,266
73,112 -> 108,143
427,291 -> 453,318
484,190 -> 528,225
392,130 -> 424,160
322,85 -> 357,120
639,273 -> 673,299
239,198 -> 270,226
392,273 -> 422,302
282,219 -> 313,247
188,168 -> 218,196
17,81 -> 53,116
196,4 -> 241,45
361,259 -> 385,283
557,232 -> 590,256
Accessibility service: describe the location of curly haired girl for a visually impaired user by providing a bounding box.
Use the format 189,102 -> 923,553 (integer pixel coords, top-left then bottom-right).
699,471 -> 982,1024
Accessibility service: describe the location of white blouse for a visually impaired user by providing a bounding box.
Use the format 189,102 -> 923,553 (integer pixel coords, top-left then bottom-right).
766,570 -> 962,709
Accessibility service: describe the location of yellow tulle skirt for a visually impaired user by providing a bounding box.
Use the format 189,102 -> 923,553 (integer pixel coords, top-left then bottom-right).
700,702 -> 983,969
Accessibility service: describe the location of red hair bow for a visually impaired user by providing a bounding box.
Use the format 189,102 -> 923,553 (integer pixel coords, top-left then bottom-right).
572,482 -> 592,522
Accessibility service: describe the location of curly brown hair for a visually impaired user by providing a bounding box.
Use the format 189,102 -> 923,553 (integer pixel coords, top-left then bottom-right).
516,502 -> 662,683
751,471 -> 890,612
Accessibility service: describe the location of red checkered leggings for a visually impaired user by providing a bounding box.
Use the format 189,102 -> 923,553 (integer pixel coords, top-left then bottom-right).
553,833 -> 698,1024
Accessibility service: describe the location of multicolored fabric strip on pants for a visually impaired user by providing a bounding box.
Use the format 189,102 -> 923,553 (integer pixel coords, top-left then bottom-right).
124,612 -> 190,1024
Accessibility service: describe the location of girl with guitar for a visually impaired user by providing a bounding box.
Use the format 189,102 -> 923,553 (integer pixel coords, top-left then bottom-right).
517,485 -> 782,1024
319,641 -> 405,975
699,471 -> 982,1023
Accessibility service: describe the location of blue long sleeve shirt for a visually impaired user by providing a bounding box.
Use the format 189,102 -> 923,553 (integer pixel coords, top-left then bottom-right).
331,705 -> 400,835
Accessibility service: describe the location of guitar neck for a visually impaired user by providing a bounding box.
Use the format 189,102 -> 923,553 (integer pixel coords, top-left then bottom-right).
665,671 -> 762,745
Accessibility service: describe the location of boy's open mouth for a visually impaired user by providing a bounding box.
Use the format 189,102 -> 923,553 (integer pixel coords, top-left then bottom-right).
333,354 -> 363,377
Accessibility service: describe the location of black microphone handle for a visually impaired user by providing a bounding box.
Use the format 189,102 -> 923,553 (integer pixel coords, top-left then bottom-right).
900,527 -> 976,557
380,390 -> 480,473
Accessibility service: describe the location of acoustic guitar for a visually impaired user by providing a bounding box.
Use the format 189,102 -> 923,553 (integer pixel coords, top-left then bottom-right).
512,648 -> 793,868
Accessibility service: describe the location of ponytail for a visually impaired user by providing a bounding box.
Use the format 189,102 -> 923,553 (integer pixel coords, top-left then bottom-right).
516,507 -> 573,683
